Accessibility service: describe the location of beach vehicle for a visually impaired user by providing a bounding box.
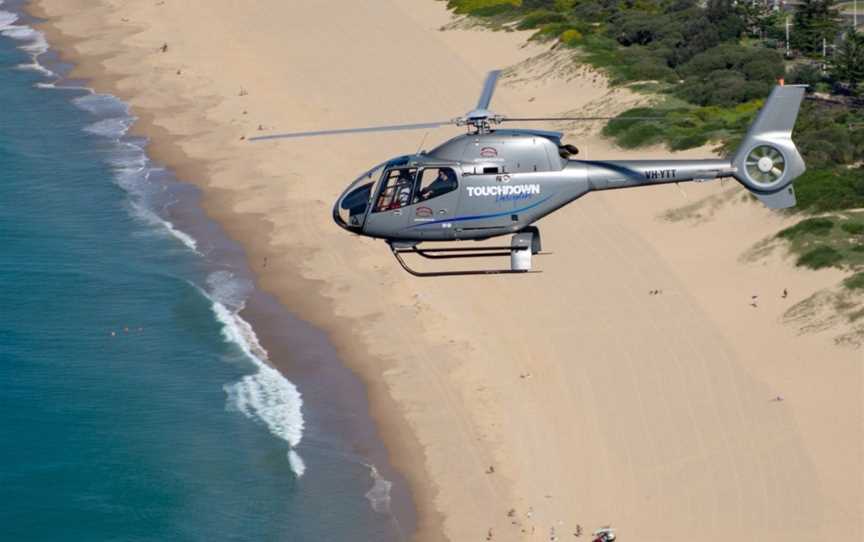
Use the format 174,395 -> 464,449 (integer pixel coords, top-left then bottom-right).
252,72 -> 807,276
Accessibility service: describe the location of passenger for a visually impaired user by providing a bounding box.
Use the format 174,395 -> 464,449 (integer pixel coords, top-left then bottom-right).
389,171 -> 413,209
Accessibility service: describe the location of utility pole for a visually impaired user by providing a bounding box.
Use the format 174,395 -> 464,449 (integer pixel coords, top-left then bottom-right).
855,0 -> 859,32
786,16 -> 791,57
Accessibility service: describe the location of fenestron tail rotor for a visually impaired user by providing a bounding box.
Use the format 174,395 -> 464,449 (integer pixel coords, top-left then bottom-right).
745,145 -> 786,185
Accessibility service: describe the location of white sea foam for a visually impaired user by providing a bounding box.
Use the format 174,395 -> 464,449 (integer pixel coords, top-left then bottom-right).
164,221 -> 199,252
0,10 -> 54,77
3,25 -> 48,54
364,464 -> 393,514
84,116 -> 134,138
288,450 -> 306,477
206,270 -> 253,311
204,272 -> 306,477
73,93 -> 130,118
0,10 -> 18,30
129,201 -> 201,254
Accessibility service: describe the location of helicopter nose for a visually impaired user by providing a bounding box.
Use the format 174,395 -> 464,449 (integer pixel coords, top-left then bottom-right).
332,197 -> 349,229
333,181 -> 372,232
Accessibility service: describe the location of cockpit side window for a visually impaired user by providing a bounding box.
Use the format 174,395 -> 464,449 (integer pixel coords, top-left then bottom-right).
413,167 -> 458,203
373,168 -> 417,212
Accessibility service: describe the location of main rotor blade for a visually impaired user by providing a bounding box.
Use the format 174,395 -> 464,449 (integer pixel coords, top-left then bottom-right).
475,70 -> 502,111
501,116 -> 670,122
248,121 -> 453,141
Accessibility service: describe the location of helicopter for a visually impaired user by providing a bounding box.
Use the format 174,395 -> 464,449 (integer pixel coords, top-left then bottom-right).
251,71 -> 806,277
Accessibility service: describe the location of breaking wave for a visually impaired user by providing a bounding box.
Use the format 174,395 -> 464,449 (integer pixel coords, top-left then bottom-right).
0,6 -> 54,77
206,271 -> 306,477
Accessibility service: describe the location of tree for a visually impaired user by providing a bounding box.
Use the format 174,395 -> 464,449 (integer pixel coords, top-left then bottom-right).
830,32 -> 864,94
705,0 -> 745,41
737,1 -> 780,39
792,0 -> 843,55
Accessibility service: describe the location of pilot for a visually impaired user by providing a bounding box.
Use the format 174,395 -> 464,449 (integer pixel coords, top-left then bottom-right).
419,169 -> 456,201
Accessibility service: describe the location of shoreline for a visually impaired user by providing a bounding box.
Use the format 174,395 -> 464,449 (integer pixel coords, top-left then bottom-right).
22,0 -> 429,539
24,1 -> 862,541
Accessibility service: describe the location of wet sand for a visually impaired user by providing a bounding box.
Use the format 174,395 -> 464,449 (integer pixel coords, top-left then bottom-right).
29,1 -> 863,540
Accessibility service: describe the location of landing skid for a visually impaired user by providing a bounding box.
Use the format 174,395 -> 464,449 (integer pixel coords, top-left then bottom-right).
388,231 -> 543,277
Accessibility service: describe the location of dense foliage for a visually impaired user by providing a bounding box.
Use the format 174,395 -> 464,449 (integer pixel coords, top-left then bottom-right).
792,0 -> 843,54
830,31 -> 864,93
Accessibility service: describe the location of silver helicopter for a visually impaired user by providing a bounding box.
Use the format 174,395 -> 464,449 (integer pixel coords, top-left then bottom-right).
252,71 -> 806,277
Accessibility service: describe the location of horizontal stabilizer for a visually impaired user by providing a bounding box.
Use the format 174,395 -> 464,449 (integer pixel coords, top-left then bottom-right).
754,185 -> 796,209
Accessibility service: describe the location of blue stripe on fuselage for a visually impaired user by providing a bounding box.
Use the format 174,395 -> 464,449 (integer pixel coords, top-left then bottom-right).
407,195 -> 553,228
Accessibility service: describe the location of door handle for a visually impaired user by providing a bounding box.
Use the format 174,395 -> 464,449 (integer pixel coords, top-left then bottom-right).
393,210 -> 402,216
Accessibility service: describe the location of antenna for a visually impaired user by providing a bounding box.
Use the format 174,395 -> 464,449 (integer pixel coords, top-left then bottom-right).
415,131 -> 429,155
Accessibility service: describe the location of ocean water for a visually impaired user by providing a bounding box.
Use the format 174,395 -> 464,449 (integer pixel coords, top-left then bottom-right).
0,3 -> 410,541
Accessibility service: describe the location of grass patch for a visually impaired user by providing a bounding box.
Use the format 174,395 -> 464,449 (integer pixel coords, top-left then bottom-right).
793,168 -> 864,213
517,9 -> 565,30
797,246 -> 844,269
447,0 -> 520,16
602,99 -> 759,151
777,218 -> 835,239
844,272 -> 864,290
776,213 -> 864,271
842,222 -> 864,235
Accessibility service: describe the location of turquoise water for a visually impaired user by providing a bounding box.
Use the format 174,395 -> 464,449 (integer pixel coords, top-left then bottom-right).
0,4 -> 409,540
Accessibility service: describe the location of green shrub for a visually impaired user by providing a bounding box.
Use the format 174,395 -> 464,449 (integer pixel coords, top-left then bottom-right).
777,217 -> 835,239
793,168 -> 864,213
560,29 -> 583,46
843,272 -> 864,290
613,122 -> 665,148
447,0 -> 519,16
796,246 -> 844,269
676,44 -> 784,106
788,63 -> 824,88
841,222 -> 864,235
603,100 -> 760,151
518,10 -> 566,29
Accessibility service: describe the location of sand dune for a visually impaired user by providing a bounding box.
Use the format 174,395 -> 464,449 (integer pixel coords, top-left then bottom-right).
31,0 -> 863,540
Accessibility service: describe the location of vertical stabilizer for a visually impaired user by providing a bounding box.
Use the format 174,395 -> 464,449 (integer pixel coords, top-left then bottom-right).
730,85 -> 807,209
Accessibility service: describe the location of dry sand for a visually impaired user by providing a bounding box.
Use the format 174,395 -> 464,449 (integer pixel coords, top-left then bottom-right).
30,1 -> 863,540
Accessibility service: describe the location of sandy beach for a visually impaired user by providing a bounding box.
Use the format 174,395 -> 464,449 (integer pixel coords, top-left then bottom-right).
29,1 -> 863,540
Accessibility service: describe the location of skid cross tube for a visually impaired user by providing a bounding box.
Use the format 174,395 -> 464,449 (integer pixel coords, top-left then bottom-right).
388,243 -> 540,277
414,246 -> 513,260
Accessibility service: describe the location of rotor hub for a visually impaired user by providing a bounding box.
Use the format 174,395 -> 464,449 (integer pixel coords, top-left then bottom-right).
757,156 -> 774,173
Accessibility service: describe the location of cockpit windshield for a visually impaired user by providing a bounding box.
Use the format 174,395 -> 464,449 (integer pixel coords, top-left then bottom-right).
334,162 -> 386,229
347,162 -> 387,196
